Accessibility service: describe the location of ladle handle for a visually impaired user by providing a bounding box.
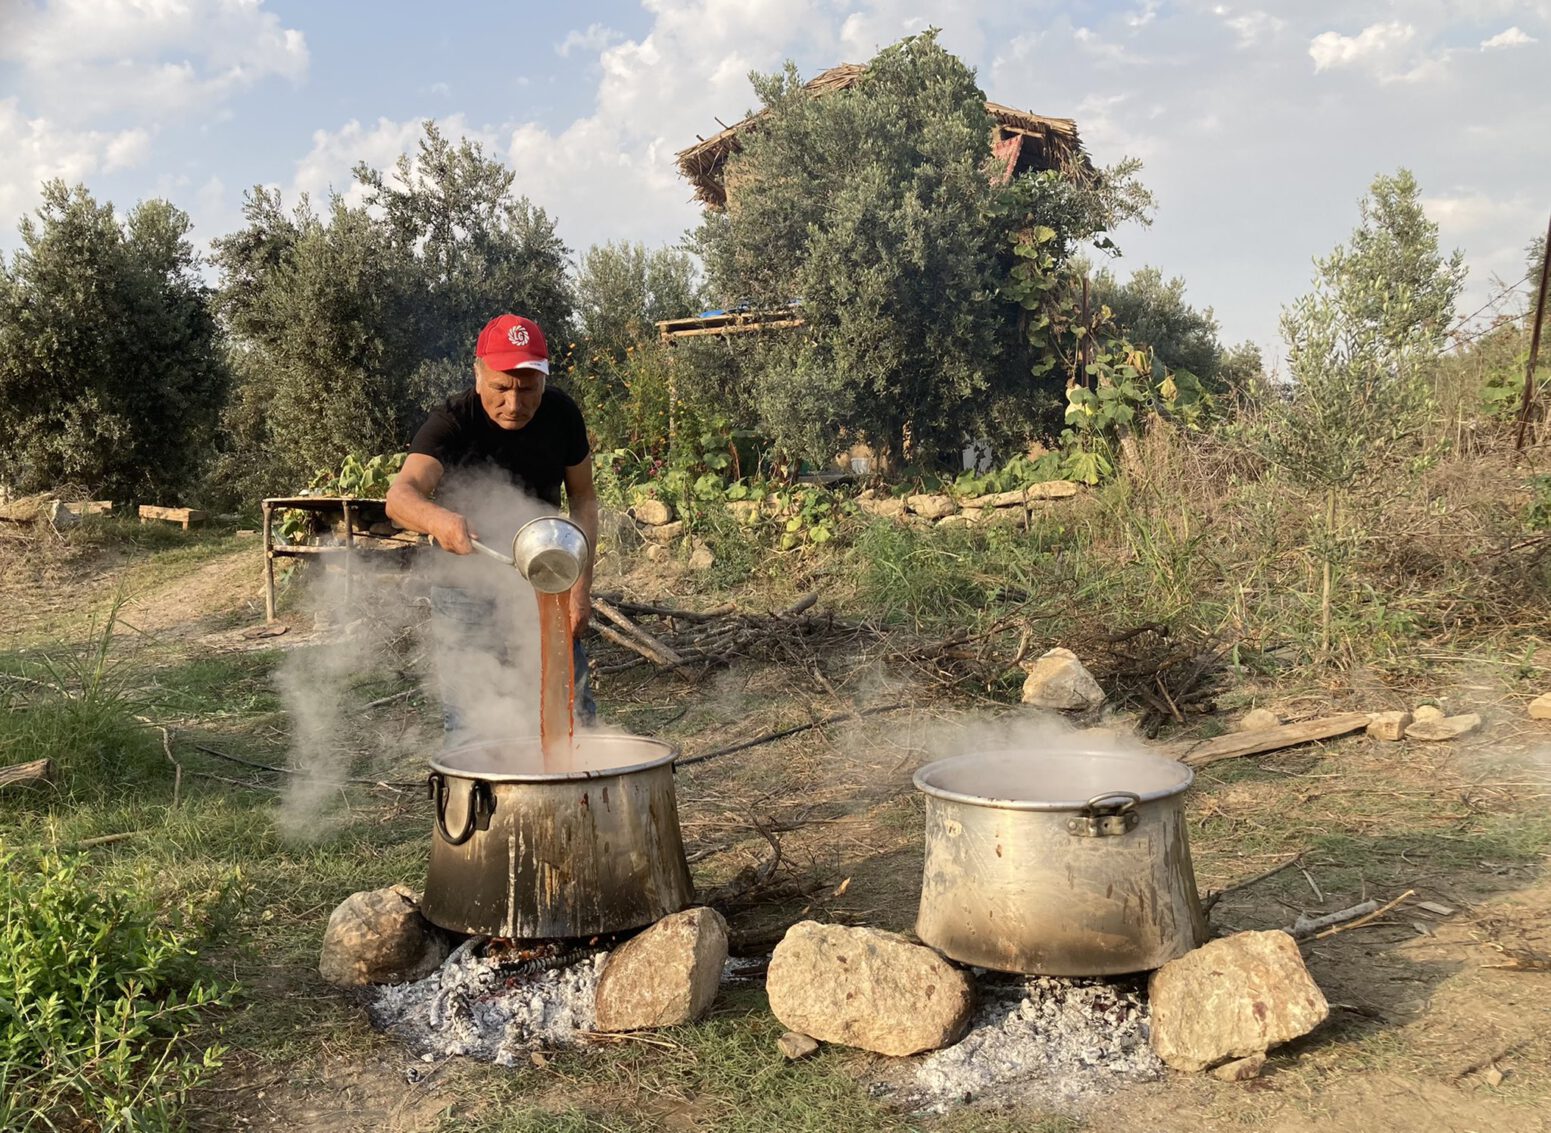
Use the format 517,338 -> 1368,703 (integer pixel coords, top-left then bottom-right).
469,539 -> 515,566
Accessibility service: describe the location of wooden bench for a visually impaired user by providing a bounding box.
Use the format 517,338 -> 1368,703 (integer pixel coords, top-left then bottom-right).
138,505 -> 207,529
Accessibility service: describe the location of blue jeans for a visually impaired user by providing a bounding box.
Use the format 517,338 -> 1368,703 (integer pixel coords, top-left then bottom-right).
429,585 -> 597,739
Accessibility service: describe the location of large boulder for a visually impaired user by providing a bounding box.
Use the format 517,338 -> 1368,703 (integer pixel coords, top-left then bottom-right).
765,921 -> 974,1056
318,885 -> 448,987
1406,712 -> 1482,742
1366,710 -> 1412,741
1020,647 -> 1105,712
906,494 -> 958,520
1148,930 -> 1329,1072
632,499 -> 675,526
594,907 -> 728,1031
857,495 -> 906,520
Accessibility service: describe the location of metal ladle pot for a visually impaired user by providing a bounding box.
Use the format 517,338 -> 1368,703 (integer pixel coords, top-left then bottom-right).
470,515 -> 590,593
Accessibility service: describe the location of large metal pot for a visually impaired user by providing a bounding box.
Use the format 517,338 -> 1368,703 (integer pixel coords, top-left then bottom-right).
422,735 -> 693,939
914,748 -> 1206,975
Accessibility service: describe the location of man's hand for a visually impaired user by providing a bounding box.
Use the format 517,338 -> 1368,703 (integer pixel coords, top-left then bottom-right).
569,583 -> 592,638
434,512 -> 475,555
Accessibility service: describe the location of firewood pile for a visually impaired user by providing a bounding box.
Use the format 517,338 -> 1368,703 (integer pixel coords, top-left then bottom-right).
588,591 -> 869,675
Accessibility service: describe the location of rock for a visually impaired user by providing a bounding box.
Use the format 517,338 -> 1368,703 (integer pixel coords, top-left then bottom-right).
1481,1065 -> 1505,1088
688,540 -> 716,571
906,494 -> 958,520
47,499 -> 79,531
1406,712 -> 1482,742
765,921 -> 974,1056
594,907 -> 728,1031
632,499 -> 674,526
858,495 -> 906,519
777,1031 -> 819,1060
1020,647 -> 1105,712
936,513 -> 973,528
1528,693 -> 1551,720
1413,704 -> 1446,722
368,521 -> 399,536
1211,1053 -> 1267,1082
318,885 -> 448,987
962,482 -> 1079,509
1240,707 -> 1281,731
1148,930 -> 1329,1073
639,520 -> 685,544
1366,710 -> 1413,741
728,500 -> 760,525
642,543 -> 669,563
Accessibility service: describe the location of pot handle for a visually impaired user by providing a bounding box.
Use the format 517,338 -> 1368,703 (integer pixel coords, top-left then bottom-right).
427,772 -> 496,846
1067,791 -> 1142,838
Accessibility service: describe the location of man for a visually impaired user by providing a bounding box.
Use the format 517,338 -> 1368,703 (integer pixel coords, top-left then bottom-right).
386,313 -> 599,727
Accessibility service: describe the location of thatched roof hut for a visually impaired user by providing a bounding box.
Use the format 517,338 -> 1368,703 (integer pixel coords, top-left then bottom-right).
675,63 -> 1089,209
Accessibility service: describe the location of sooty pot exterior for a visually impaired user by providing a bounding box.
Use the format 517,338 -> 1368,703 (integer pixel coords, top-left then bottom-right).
914,749 -> 1207,975
422,736 -> 693,939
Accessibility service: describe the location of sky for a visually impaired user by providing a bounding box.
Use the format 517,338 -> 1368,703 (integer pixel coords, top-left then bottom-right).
1,0 -> 1547,365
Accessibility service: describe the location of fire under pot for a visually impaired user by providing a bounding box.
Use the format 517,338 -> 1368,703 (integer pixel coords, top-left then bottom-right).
422,734 -> 693,939
914,748 -> 1207,976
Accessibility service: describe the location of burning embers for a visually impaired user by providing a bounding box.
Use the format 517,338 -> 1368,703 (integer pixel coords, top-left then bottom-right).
367,936 -> 609,1065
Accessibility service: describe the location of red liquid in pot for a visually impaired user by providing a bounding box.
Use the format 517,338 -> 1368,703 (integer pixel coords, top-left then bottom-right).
536,590 -> 574,770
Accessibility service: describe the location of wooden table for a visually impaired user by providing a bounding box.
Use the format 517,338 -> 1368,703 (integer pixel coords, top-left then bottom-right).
259,496 -> 402,622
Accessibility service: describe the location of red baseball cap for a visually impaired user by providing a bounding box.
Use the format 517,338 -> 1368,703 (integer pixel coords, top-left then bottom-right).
475,314 -> 549,374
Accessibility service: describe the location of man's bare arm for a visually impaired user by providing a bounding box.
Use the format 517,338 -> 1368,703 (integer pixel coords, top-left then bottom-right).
563,458 -> 599,633
385,453 -> 474,554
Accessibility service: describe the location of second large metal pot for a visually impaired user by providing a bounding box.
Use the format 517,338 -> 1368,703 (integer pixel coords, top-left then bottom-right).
422,735 -> 693,939
914,748 -> 1206,975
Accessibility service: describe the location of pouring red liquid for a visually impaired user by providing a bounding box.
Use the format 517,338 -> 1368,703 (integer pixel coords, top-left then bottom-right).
536,590 -> 575,769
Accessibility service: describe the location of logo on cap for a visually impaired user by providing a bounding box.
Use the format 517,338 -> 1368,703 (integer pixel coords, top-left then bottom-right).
508,324 -> 530,347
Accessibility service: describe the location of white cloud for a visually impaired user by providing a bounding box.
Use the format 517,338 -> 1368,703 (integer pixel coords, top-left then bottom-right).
1,0 -> 308,121
1213,7 -> 1286,48
1309,21 -> 1416,72
558,23 -> 623,57
292,116 -> 493,207
0,98 -> 155,226
1481,26 -> 1537,48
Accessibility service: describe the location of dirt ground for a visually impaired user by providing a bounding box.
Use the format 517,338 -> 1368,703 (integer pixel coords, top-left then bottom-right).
5,530 -> 1549,1133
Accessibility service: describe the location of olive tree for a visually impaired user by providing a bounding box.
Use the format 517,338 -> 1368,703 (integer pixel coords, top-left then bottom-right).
0,182 -> 227,502
1265,168 -> 1466,657
695,32 -> 1013,465
211,122 -> 573,502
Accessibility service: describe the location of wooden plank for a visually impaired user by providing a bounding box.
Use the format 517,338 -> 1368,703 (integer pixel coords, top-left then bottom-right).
138,505 -> 207,528
663,319 -> 804,341
0,758 -> 52,789
1171,712 -> 1373,768
63,500 -> 113,517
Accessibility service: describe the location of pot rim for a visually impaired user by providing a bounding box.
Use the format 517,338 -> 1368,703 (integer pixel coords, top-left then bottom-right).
429,734 -> 679,782
913,748 -> 1194,811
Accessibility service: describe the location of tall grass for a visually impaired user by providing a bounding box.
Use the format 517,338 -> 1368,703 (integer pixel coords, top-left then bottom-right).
0,598 -> 168,797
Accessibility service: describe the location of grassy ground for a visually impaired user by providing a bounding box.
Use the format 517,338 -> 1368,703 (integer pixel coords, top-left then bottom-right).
2,510 -> 1549,1132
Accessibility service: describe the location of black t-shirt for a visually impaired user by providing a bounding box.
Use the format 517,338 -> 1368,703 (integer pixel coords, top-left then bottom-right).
408,388 -> 590,508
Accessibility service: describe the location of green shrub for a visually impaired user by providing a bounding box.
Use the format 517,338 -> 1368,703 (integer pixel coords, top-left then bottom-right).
0,848 -> 231,1131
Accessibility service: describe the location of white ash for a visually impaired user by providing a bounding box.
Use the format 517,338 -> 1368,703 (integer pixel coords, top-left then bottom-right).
368,940 -> 606,1067
911,974 -> 1162,1111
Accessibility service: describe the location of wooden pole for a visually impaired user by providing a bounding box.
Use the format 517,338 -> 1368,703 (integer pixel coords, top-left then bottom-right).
262,502 -> 276,623
1515,214 -> 1551,452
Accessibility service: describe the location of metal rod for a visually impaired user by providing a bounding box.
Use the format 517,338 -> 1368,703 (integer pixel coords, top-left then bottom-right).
1514,213 -> 1551,451
469,538 -> 515,566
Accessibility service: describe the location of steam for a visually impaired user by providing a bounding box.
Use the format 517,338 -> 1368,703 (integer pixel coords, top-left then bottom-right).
273,471 -> 568,840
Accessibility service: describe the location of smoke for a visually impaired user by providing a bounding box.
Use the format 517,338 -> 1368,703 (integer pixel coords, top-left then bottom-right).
273,470 -> 567,841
